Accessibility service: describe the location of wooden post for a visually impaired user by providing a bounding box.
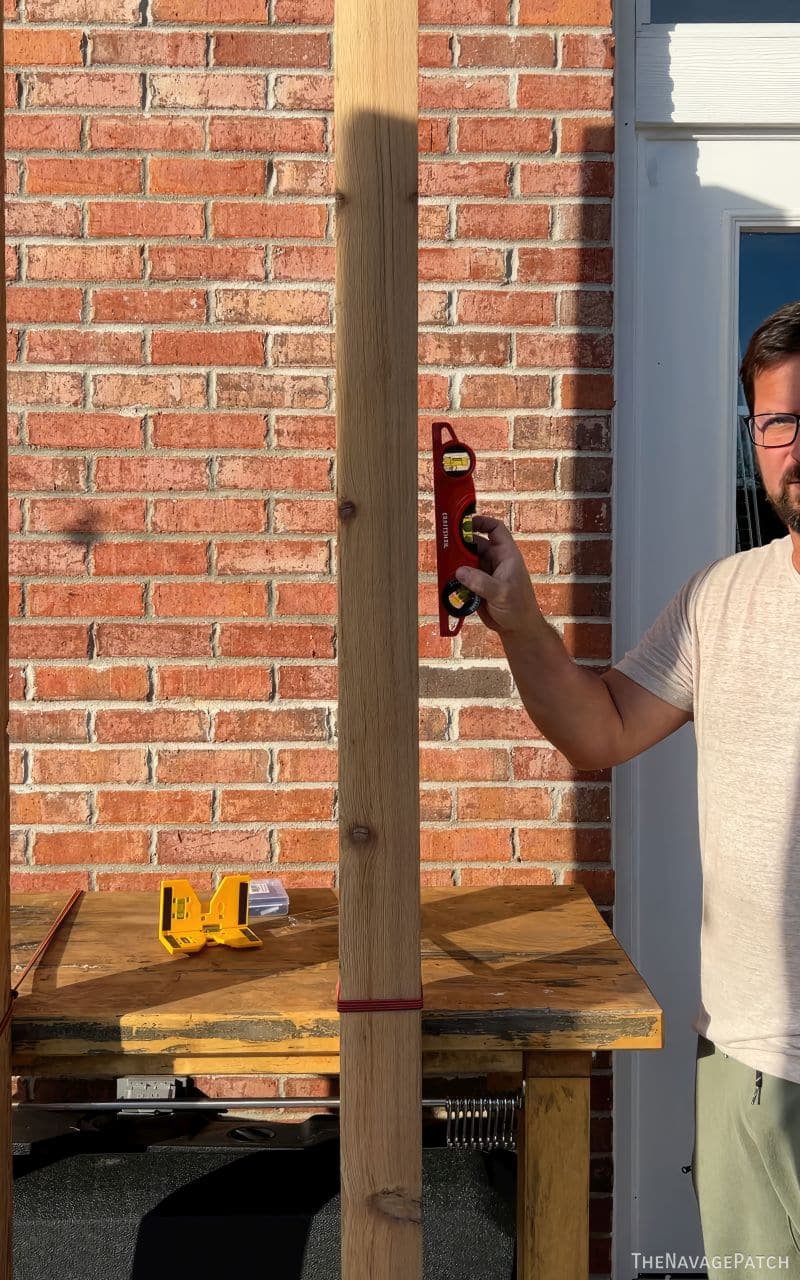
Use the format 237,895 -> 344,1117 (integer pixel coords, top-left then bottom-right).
0,8 -> 10,1274
517,1052 -> 592,1280
334,1 -> 422,1278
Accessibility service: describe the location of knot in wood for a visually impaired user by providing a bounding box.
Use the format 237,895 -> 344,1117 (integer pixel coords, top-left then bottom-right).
368,1188 -> 422,1225
349,824 -> 372,844
338,500 -> 357,520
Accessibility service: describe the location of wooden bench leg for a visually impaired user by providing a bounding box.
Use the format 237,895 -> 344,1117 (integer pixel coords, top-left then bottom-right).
517,1051 -> 591,1280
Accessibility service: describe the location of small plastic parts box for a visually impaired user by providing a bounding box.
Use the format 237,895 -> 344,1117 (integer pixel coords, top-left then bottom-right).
247,878 -> 290,919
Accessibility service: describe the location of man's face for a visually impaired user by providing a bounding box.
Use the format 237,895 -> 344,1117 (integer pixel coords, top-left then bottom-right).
752,354 -> 800,534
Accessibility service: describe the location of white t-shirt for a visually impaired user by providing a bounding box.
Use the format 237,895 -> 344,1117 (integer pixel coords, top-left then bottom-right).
614,532 -> 800,1083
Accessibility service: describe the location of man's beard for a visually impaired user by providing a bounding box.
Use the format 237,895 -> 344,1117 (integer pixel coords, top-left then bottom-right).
760,471 -> 800,534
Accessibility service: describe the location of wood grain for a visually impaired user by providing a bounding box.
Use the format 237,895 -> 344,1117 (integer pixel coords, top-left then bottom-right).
334,0 -> 421,1274
9,887 -> 662,1074
7,1051 -> 524,1081
0,9 -> 11,1269
518,1051 -> 591,1280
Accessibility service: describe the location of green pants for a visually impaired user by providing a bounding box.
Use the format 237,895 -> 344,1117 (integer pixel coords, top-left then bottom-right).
692,1034 -> 800,1277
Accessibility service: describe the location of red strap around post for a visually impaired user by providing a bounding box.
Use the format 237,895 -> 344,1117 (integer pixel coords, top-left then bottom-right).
335,979 -> 423,1013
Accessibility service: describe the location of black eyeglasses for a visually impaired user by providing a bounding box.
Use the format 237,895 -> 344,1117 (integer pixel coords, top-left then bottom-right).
744,413 -> 800,448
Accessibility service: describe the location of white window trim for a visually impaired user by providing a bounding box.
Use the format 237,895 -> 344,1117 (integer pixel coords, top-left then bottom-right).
637,24 -> 800,125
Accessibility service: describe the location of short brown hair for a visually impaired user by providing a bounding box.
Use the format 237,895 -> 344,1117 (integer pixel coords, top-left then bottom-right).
740,300 -> 800,415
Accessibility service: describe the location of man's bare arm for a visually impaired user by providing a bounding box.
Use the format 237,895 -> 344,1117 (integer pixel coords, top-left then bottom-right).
501,630 -> 691,771
454,516 -> 693,771
599,668 -> 692,768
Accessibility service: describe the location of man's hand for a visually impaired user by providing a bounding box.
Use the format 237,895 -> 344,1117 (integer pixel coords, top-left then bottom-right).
455,514 -> 544,638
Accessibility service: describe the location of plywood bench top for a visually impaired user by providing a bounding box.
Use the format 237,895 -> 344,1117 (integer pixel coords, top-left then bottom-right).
9,885 -> 662,1072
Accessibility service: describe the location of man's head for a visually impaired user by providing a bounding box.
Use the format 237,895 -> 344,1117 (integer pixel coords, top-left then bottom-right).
740,301 -> 800,535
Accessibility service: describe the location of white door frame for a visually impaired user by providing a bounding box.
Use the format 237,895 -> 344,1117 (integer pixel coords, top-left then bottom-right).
612,5 -> 800,1275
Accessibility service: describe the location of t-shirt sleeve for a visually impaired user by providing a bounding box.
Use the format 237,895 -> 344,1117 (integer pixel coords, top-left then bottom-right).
612,570 -> 708,714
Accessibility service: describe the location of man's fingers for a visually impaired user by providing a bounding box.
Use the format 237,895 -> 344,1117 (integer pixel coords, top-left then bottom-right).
469,515 -> 516,550
455,564 -> 496,597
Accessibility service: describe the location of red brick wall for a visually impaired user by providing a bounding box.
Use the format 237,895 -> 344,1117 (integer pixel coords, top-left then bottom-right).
4,0 -> 614,1270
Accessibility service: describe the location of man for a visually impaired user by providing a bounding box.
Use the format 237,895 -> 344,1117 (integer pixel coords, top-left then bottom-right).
455,300 -> 800,1276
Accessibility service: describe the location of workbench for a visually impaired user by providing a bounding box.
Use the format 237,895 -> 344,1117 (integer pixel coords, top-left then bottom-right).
10,884 -> 662,1280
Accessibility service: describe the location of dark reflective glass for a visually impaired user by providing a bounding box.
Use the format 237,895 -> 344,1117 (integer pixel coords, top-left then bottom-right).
736,232 -> 800,552
651,0 -> 798,18
740,233 -> 800,352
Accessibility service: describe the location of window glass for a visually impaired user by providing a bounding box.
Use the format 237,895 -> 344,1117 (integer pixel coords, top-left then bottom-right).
652,0 -> 797,19
736,231 -> 800,551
